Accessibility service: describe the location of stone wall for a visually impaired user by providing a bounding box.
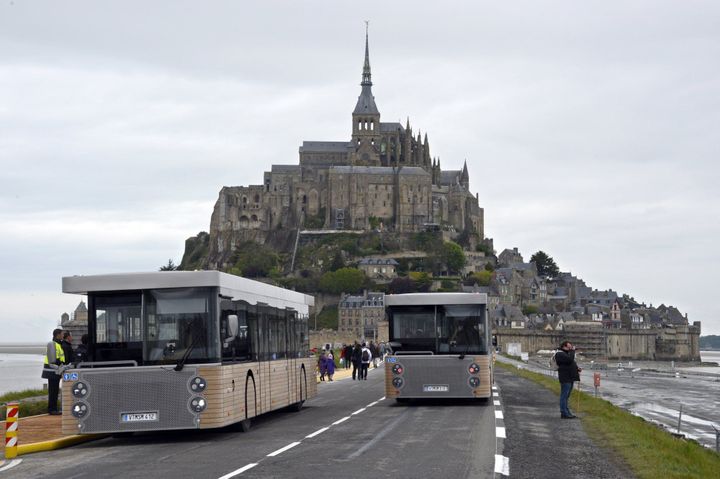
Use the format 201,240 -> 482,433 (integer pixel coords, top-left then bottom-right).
495,326 -> 701,361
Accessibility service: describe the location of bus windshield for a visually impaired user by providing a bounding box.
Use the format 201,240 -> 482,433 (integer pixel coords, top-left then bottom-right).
91,287 -> 219,365
438,304 -> 486,354
388,303 -> 487,354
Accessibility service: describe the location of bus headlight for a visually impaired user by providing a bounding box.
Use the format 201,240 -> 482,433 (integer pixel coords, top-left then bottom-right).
72,381 -> 89,398
392,364 -> 404,375
71,402 -> 89,418
189,376 -> 207,393
189,396 -> 207,413
468,377 -> 480,389
392,377 -> 404,389
468,363 -> 480,375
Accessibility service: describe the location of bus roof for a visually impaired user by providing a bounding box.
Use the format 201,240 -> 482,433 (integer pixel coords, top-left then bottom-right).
385,292 -> 487,306
62,271 -> 314,312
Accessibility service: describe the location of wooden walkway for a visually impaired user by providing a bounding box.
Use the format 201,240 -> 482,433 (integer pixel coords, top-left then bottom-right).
1,414 -> 63,457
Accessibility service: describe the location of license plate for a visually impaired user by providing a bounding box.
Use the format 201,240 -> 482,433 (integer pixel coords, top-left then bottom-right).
121,412 -> 158,422
423,385 -> 449,392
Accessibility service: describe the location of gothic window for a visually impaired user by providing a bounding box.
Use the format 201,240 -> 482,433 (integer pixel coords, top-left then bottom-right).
254,194 -> 260,203
251,214 -> 258,222
242,196 -> 248,204
370,121 -> 374,131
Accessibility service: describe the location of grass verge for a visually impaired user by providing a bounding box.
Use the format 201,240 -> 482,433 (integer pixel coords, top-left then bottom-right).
497,362 -> 720,479
1,389 -> 50,420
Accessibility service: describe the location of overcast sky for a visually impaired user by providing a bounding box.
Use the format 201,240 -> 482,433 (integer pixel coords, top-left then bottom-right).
1,1 -> 718,342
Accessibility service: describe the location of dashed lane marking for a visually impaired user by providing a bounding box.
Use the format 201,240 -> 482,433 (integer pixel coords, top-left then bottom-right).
267,442 -> 301,457
496,427 -> 506,438
494,454 -> 510,476
305,426 -> 330,438
216,396 -> 386,477
495,410 -> 503,419
218,463 -> 258,479
332,416 -> 351,425
493,400 -> 501,406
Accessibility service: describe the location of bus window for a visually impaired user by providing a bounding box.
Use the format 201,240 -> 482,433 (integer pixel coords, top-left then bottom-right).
92,292 -> 142,362
221,300 -> 251,362
439,304 -> 486,354
388,305 -> 436,352
143,288 -> 219,365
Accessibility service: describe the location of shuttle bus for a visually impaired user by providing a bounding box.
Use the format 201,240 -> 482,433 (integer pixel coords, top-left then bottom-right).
384,293 -> 492,401
60,271 -> 317,435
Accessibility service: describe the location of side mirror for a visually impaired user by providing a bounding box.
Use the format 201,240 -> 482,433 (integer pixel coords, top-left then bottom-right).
227,315 -> 239,338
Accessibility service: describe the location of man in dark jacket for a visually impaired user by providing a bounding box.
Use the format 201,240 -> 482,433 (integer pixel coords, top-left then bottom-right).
351,343 -> 362,380
555,340 -> 582,418
61,331 -> 75,365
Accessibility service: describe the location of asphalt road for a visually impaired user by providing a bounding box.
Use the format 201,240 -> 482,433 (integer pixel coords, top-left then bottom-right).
8,367 -> 498,479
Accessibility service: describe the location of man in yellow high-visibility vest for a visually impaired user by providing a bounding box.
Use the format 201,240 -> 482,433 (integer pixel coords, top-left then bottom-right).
42,328 -> 65,415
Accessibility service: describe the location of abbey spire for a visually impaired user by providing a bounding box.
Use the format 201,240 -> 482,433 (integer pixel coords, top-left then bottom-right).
352,22 -> 381,164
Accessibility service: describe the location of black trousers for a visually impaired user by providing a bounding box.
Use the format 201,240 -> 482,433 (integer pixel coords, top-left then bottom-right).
352,361 -> 360,379
48,374 -> 61,412
360,363 -> 369,379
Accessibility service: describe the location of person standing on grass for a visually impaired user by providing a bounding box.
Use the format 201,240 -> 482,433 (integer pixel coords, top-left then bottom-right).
556,340 -> 582,419
42,328 -> 65,415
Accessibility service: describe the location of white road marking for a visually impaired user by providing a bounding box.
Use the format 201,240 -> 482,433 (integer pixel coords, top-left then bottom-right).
380,396 -> 386,400
495,410 -> 503,419
332,416 -> 351,425
351,407 -> 366,415
493,392 -> 499,397
0,459 -> 22,473
492,386 -> 498,391
305,426 -> 329,438
493,400 -> 501,406
267,441 -> 301,457
217,463 -> 258,479
366,401 -> 379,407
494,454 -> 510,475
496,427 -> 506,438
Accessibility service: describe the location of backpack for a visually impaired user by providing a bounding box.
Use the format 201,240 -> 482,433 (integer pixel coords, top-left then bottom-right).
548,351 -> 559,371
362,349 -> 370,362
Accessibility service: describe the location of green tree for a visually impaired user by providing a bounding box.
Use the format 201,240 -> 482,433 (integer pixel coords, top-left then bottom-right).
159,259 -> 178,271
530,250 -> 559,278
442,241 -> 466,274
329,250 -> 345,271
468,270 -> 492,286
230,242 -> 279,278
319,267 -> 365,294
408,271 -> 432,292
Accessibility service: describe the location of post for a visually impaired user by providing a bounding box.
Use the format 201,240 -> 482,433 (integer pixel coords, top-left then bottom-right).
712,425 -> 719,453
4,402 -> 19,459
676,404 -> 683,435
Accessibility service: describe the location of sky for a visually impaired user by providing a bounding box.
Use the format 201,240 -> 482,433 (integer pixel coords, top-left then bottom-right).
1,1 -> 718,342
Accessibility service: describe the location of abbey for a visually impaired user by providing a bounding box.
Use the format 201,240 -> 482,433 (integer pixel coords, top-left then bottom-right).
209,31 -> 484,258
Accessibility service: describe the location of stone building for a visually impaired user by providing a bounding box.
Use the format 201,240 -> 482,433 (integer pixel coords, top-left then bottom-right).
357,258 -> 399,282
207,30 -> 484,267
60,300 -> 88,347
338,291 -> 385,341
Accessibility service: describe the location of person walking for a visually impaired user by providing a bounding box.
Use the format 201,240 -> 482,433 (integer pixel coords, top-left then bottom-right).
61,331 -> 74,365
344,344 -> 353,369
324,352 -> 335,381
556,340 -> 582,419
318,352 -> 327,381
360,342 -> 372,380
351,342 -> 362,380
42,328 -> 65,415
